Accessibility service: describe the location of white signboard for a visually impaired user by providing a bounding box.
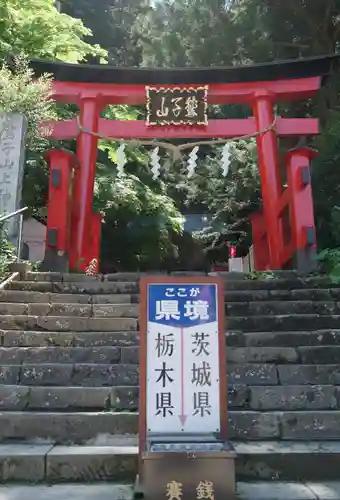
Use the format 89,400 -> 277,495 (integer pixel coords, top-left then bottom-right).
0,113 -> 27,239
146,283 -> 221,435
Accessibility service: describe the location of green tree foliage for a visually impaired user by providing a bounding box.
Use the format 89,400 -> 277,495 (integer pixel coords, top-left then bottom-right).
134,0 -> 238,67
94,164 -> 183,271
233,0 -> 340,61
0,58 -> 57,219
60,0 -> 150,64
94,105 -> 184,271
0,223 -> 16,279
0,0 -> 106,62
0,0 -> 108,219
0,0 -> 107,227
312,112 -> 340,250
0,59 -> 55,147
131,0 -> 340,263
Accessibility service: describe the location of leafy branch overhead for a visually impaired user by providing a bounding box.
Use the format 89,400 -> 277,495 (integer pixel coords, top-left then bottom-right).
0,59 -> 55,148
0,0 -> 106,62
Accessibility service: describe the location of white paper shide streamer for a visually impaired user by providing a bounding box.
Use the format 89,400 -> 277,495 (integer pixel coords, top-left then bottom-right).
115,141 -> 234,181
187,146 -> 199,178
116,143 -> 127,177
220,143 -> 232,177
150,147 -> 161,180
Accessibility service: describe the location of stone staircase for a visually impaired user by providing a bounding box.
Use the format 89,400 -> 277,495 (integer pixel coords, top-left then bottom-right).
1,271 -> 340,499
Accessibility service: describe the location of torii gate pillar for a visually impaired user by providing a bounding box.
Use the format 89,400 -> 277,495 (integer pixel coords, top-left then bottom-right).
253,91 -> 282,269
70,97 -> 101,271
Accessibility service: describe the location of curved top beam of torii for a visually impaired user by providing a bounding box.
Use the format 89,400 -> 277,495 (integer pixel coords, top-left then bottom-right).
29,54 -> 340,109
30,54 -> 339,86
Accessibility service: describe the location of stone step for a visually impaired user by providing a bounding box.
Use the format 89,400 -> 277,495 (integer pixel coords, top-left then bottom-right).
91,304 -> 139,317
236,441 -> 340,482
2,440 -> 340,493
224,277 -> 340,290
1,439 -> 340,494
23,272 -> 141,282
0,314 -> 328,334
0,363 -> 139,387
4,289 -> 340,305
8,281 -> 140,294
23,270 -> 305,283
237,385 -> 340,411
24,273 -> 103,282
0,290 -> 137,304
0,385 -> 128,411
1,344 -> 340,365
2,330 -> 140,347
5,300 -> 340,318
0,443 -> 137,482
6,289 -> 340,304
225,288 -> 340,302
228,346 -> 340,364
0,484 -> 135,498
4,296 -> 340,319
229,330 -> 340,348
226,301 -> 340,316
115,383 -> 340,412
2,384 -> 339,412
0,363 -> 340,387
227,364 -> 340,386
2,362 -> 340,387
0,411 -> 138,444
239,481 -> 340,499
1,410 -> 340,442
230,315 -> 340,332
0,346 -> 132,364
0,315 -> 138,332
8,277 -> 340,294
0,482 -> 339,500
3,329 -> 340,349
0,302 -> 139,317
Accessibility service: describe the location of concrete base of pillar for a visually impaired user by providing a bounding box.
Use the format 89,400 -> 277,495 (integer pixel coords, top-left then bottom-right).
292,247 -> 318,273
41,249 -> 69,273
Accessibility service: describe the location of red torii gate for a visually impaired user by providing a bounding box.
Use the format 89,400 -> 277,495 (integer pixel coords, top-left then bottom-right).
31,55 -> 336,273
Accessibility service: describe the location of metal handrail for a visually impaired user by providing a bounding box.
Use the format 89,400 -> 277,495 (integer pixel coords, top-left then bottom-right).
0,206 -> 28,223
0,206 -> 28,262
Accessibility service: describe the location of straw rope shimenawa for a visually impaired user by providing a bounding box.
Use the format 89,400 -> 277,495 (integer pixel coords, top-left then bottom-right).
75,115 -> 277,161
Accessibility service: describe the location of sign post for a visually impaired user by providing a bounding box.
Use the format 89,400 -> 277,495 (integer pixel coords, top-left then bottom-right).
0,113 -> 27,244
138,276 -> 236,500
146,86 -> 208,126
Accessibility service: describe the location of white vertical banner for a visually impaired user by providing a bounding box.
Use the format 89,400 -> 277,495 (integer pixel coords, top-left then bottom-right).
146,282 -> 221,435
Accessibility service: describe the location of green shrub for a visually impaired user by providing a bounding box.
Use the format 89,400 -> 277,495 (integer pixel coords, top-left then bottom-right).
0,223 -> 16,281
317,248 -> 340,283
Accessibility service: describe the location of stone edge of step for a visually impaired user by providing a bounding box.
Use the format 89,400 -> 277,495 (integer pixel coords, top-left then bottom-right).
2,383 -> 340,412
22,270 -> 320,280
1,442 -> 340,498
8,276 -> 340,291
3,439 -> 340,456
2,410 -> 340,441
0,481 -> 338,500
